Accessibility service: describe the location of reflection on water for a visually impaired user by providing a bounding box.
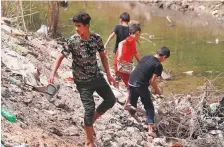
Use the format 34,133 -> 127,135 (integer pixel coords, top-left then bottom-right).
25,1 -> 224,93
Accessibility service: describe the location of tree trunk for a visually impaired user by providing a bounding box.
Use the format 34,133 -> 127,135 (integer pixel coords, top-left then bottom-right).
48,1 -> 59,38
1,1 -> 6,17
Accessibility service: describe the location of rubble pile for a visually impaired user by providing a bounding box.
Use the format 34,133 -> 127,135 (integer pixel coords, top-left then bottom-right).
157,82 -> 224,147
1,22 -> 223,147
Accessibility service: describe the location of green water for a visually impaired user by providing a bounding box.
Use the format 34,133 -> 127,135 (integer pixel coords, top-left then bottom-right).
23,1 -> 224,93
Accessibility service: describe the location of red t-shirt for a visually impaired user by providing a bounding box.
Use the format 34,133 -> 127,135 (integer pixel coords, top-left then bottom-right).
114,36 -> 137,65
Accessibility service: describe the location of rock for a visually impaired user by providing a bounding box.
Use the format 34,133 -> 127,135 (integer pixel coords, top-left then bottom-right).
152,137 -> 167,146
209,130 -> 223,135
161,70 -> 172,80
212,10 -> 219,16
198,5 -> 206,11
164,1 -> 173,9
23,96 -> 32,104
158,3 -> 164,9
63,126 -> 80,136
1,87 -> 10,98
48,127 -> 63,136
205,119 -> 217,128
54,100 -> 70,111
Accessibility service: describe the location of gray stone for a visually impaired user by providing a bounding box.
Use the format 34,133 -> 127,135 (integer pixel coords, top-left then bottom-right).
212,10 -> 219,16
63,126 -> 80,136
1,87 -> 10,98
152,137 -> 167,146
205,119 -> 217,128
198,5 -> 206,11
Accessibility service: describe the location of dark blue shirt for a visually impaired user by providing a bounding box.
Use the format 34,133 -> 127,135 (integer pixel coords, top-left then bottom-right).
129,55 -> 163,87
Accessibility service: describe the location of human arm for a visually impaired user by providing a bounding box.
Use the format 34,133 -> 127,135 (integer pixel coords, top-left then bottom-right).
134,53 -> 141,62
48,36 -> 73,83
150,74 -> 162,95
48,53 -> 65,83
104,32 -> 115,49
150,64 -> 163,95
117,40 -> 127,62
99,51 -> 116,86
97,34 -> 117,86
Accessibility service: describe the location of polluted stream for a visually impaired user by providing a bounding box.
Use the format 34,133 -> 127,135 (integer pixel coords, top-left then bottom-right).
1,1 -> 224,147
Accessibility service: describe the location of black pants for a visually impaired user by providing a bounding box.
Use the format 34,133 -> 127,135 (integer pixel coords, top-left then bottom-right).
76,77 -> 116,126
128,85 -> 155,124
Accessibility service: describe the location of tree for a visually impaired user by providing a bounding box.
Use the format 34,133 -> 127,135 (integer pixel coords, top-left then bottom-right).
48,1 -> 59,38
1,1 -> 6,17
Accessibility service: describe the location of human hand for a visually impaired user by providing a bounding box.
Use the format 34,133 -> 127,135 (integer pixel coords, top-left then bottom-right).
107,74 -> 118,88
104,44 -> 107,49
117,58 -> 122,63
104,49 -> 108,54
48,72 -> 55,84
155,87 -> 163,95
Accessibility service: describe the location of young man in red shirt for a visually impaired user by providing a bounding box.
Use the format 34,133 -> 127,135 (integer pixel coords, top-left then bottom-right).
115,24 -> 141,109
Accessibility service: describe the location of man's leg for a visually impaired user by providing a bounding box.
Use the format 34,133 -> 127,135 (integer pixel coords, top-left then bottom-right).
117,72 -> 133,110
128,86 -> 140,120
139,87 -> 156,137
95,80 -> 116,119
77,86 -> 95,147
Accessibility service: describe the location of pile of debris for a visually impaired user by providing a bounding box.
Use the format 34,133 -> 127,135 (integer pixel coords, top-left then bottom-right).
1,20 -> 223,147
156,81 -> 224,147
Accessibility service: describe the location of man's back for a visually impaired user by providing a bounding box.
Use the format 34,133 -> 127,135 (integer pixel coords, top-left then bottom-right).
113,25 -> 129,53
129,55 -> 163,87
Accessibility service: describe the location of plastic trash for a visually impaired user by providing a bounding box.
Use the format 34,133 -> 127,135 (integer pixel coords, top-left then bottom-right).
1,109 -> 16,122
9,77 -> 22,86
37,24 -> 48,36
183,71 -> 193,75
210,103 -> 219,114
8,84 -> 22,93
45,84 -> 60,102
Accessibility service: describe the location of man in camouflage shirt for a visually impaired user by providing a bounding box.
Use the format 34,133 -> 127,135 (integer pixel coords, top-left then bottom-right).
49,12 -> 116,147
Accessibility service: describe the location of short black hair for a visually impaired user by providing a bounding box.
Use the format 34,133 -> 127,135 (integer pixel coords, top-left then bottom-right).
72,12 -> 91,25
120,12 -> 130,22
129,24 -> 141,34
157,46 -> 170,58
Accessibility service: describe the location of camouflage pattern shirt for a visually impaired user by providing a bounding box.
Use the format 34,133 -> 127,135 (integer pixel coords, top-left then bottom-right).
61,33 -> 104,83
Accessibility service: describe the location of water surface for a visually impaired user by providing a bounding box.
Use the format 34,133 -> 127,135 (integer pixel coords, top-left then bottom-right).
24,1 -> 224,94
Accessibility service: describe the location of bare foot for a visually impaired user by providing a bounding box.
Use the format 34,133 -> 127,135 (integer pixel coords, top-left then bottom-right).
92,127 -> 96,138
85,141 -> 95,147
148,129 -> 157,138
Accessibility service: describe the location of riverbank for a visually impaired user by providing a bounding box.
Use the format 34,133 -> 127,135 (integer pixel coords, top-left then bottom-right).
143,1 -> 224,17
1,18 -> 224,147
127,1 -> 224,35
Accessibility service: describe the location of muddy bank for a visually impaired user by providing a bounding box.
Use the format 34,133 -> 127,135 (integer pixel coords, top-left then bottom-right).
141,1 -> 224,18
118,1 -> 224,37
132,1 -> 224,34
